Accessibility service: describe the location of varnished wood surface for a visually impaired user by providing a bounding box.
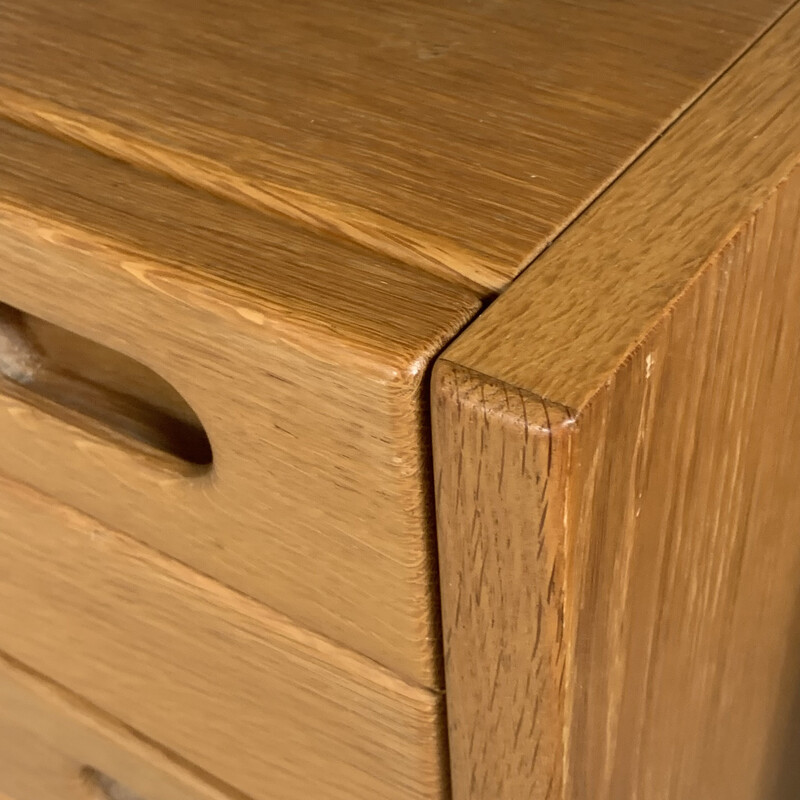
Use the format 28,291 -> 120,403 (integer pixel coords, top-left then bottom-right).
0,119 -> 479,686
1,1 -> 798,795
435,6 -> 800,799
0,651 -> 244,800
563,167 -> 800,799
0,474 -> 446,800
0,0 -> 789,290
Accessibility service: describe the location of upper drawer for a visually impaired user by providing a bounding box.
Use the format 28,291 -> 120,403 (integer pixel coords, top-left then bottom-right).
0,120 -> 479,686
0,473 -> 444,800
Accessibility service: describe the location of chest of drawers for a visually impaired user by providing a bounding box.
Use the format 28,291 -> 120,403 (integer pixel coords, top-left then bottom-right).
1,2 -> 800,799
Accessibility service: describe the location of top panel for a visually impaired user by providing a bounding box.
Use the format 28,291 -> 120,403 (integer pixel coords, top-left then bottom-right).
0,0 -> 788,290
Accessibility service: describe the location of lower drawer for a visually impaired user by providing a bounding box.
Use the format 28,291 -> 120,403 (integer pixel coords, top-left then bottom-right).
0,474 -> 444,800
0,651 -> 232,800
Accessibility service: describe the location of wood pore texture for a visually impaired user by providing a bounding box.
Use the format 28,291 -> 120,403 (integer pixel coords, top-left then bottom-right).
0,474 -> 445,800
0,0 -> 789,688
434,6 -> 800,800
0,1 -> 798,798
0,0 -> 789,290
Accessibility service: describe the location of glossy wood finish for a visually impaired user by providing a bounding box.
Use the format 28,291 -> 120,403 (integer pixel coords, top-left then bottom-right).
0,119 -> 479,686
0,475 -> 445,800
0,0 -> 788,290
434,6 -> 800,799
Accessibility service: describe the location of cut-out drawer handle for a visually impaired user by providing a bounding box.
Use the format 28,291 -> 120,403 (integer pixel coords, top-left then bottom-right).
0,301 -> 212,467
83,768 -> 148,800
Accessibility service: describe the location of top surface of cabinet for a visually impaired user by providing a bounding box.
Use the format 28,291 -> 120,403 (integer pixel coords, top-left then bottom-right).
0,0 -> 788,292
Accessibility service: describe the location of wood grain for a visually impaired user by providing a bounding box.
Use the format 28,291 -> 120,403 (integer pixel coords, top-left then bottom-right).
0,0 -> 789,290
434,6 -> 800,799
563,172 -> 800,798
0,119 -> 479,687
0,474 -> 446,800
0,651 -> 245,800
446,2 -> 800,407
433,367 -> 572,800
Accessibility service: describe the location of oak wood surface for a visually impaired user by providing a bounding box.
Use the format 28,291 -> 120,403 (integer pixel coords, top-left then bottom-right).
0,652 -> 246,800
435,6 -> 800,799
0,1 -> 797,795
561,171 -> 800,799
0,119 -> 479,687
0,0 -> 789,691
0,474 -> 446,800
0,0 -> 789,290
446,3 -> 800,405
434,369 -> 571,799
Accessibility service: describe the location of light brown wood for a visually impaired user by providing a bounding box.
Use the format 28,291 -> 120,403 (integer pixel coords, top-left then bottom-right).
0,118 -> 479,686
434,6 -> 800,799
0,473 -> 445,800
0,0 -> 789,290
0,0 -> 789,694
1,2 -> 798,796
561,172 -> 800,799
445,5 -> 800,406
434,369 -> 571,799
0,651 -> 244,800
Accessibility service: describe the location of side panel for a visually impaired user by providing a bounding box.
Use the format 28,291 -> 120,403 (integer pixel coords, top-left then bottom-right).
434,7 -> 800,799
566,165 -> 800,799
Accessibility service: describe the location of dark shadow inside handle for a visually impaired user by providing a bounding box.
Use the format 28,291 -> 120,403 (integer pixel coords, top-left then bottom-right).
82,768 -> 148,800
0,301 -> 212,466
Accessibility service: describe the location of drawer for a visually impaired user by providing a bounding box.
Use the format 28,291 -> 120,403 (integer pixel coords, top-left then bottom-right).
0,120 -> 479,688
3,2 -> 795,798
0,650 -> 234,800
0,474 -> 444,800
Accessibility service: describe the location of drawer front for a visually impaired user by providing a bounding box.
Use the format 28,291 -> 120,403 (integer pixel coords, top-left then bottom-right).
0,652 -> 234,800
0,475 -> 444,800
0,120 -> 480,687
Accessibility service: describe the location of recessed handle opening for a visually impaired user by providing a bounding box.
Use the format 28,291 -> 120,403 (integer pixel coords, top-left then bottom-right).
82,768 -> 147,800
0,301 -> 212,467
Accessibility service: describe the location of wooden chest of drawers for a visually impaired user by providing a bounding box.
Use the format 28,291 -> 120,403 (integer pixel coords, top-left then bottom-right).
1,2 -> 800,799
